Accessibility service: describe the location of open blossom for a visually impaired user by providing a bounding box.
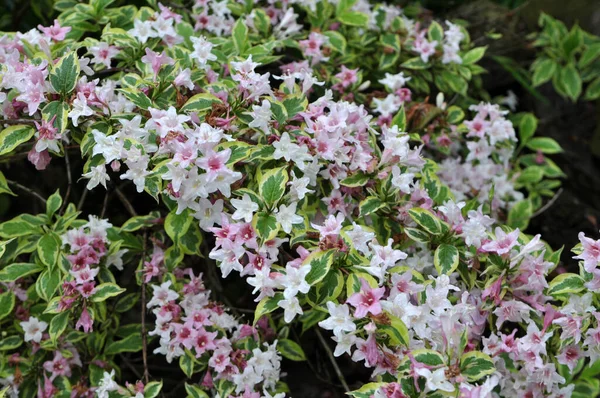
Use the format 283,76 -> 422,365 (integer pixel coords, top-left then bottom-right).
141,48 -> 175,75
89,42 -> 119,68
482,227 -> 520,255
21,316 -> 48,343
231,194 -> 259,223
416,367 -> 455,393
319,302 -> 356,336
275,202 -> 303,234
574,232 -> 600,272
346,279 -> 385,318
38,19 -> 71,41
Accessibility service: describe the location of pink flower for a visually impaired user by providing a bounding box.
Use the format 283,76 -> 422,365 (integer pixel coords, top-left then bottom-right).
557,345 -> 581,372
75,306 -> 93,333
346,279 -> 385,318
27,148 -> 51,170
481,227 -> 520,255
195,149 -> 231,182
194,328 -> 218,357
573,232 -> 600,272
43,352 -> 72,378
334,65 -> 358,89
141,48 -> 175,76
38,19 -> 71,41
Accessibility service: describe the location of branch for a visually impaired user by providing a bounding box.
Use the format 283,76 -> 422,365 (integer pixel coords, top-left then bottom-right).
315,329 -> 350,392
60,150 -> 73,214
532,188 -> 563,218
115,185 -> 138,217
140,231 -> 150,384
7,180 -> 45,205
1,118 -> 39,125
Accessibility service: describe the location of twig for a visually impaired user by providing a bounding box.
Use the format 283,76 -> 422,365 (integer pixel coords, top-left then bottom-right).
100,190 -> 110,218
1,118 -> 39,125
140,231 -> 150,384
532,188 -> 563,218
115,186 -> 138,217
60,150 -> 73,214
315,329 -> 350,392
7,180 -> 45,205
119,354 -> 143,379
77,188 -> 88,211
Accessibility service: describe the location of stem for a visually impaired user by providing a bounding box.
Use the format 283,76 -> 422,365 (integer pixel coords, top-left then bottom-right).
532,188 -> 563,218
7,180 -> 45,205
77,188 -> 88,211
115,186 -> 138,217
140,231 -> 150,384
100,190 -> 110,219
315,329 -> 350,392
60,150 -> 73,214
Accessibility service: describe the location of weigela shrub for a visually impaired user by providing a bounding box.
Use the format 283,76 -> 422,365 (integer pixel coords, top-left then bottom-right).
0,0 -> 597,397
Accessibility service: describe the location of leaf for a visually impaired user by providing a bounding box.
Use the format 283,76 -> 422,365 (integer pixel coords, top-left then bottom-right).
462,46 -> 487,65
507,199 -> 533,231
179,352 -> 195,378
0,291 -> 15,320
0,125 -> 35,156
532,58 -> 557,87
404,227 -> 430,244
0,335 -> 22,351
408,208 -> 443,235
348,383 -> 386,398
525,137 -> 563,154
144,381 -> 163,398
91,282 -> 126,302
427,21 -> 444,43
258,167 -> 288,207
50,51 -> 80,95
584,77 -> 600,101
254,293 -> 283,325
359,196 -> 385,217
460,351 -> 496,381
120,88 -> 153,110
164,209 -> 193,242
232,19 -> 249,54
36,267 -> 61,302
42,101 -> 70,134
517,166 -> 545,185
46,190 -> 63,219
579,43 -> 600,68
560,64 -> 582,101
323,31 -> 347,54
0,263 -> 43,282
401,57 -> 429,70
446,105 -> 465,124
37,233 -> 61,268
105,333 -> 143,355
518,113 -> 538,144
180,93 -> 221,113
185,383 -> 210,398
337,11 -> 369,27
0,171 -> 15,196
379,314 -> 409,347
304,249 -> 336,285
412,349 -> 445,366
434,244 -> 459,275
252,212 -> 279,241
561,25 -> 583,59
391,105 -> 406,131
49,311 -> 70,343
340,172 -> 370,188
277,339 -> 306,361
547,273 -> 584,297
120,212 -> 160,232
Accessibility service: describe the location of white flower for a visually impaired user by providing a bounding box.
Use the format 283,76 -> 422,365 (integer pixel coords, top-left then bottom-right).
378,72 -> 411,91
345,223 -> 375,254
231,194 -> 259,223
96,370 -> 118,398
332,332 -> 357,357
278,296 -> 303,323
391,166 -> 414,193
288,172 -> 314,201
129,19 -> 157,44
319,302 -> 356,337
416,367 -> 455,393
20,316 -> 48,343
82,165 -> 109,190
147,281 -> 179,308
68,93 -> 94,127
190,36 -> 217,68
281,264 -> 311,299
275,202 -> 303,234
248,99 -> 272,135
193,198 -> 224,231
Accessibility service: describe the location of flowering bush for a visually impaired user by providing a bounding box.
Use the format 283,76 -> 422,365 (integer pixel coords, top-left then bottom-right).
1,0 -> 598,397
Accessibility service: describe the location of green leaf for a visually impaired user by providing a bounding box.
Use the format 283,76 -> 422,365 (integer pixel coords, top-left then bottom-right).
532,58 -> 557,87
180,93 -> 221,114
412,348 -> 445,366
0,125 -> 35,156
427,21 -> 444,43
258,167 -> 288,207
391,105 -> 406,131
179,352 -> 195,378
379,314 -> 409,347
277,339 -> 306,361
518,113 -> 538,144
579,43 -> 600,68
561,25 -> 583,59
0,335 -> 22,351
584,77 -> 600,101
120,212 -> 160,232
304,249 -> 336,285
348,383 -> 386,398
36,267 -> 61,302
0,291 -> 15,320
359,196 -> 385,217
408,208 -> 443,235
404,227 -> 430,244
144,381 -> 163,398
547,273 -> 584,297
525,137 -> 562,154
49,311 -> 70,343
46,190 -> 63,219
120,88 -> 153,110
37,233 -> 61,268
105,333 -> 143,355
185,383 -> 210,398
340,172 -> 370,188
460,351 -> 496,381
0,263 -> 43,282
517,166 -> 545,185
252,9 -> 271,35
0,171 -> 15,196
560,64 -> 582,101
165,209 -> 193,242
446,105 -> 465,124
323,31 -> 347,54
42,101 -> 70,134
337,11 -> 369,27
252,212 -> 279,241
462,46 -> 487,65
401,57 -> 430,69
91,282 -> 126,302
254,293 -> 283,325
282,96 -> 307,119
507,199 -> 533,230
50,51 -> 80,95
434,244 -> 459,275
232,19 -> 249,54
